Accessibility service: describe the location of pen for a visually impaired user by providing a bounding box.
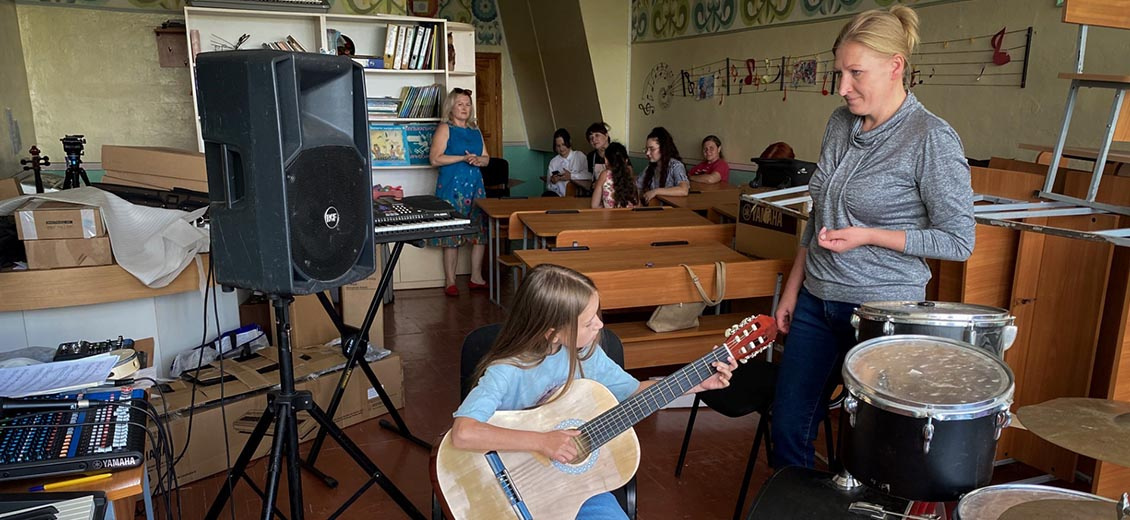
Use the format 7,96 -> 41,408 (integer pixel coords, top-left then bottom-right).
28,472 -> 112,492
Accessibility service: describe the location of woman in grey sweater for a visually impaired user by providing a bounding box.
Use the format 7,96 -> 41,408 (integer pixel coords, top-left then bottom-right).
770,5 -> 975,469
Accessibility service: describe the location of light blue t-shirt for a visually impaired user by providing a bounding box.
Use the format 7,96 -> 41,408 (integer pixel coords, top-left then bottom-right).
454,345 -> 640,422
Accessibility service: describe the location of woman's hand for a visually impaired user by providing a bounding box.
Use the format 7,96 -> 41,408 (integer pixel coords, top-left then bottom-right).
817,226 -> 871,253
464,152 -> 489,167
642,189 -> 657,203
539,429 -> 582,464
690,357 -> 738,393
775,292 -> 797,334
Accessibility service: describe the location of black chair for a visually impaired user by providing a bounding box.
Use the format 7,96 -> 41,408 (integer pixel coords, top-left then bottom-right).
481,157 -> 510,198
674,363 -> 841,520
456,324 -> 638,519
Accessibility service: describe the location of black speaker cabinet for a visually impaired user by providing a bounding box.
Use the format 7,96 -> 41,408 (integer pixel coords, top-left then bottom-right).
196,50 -> 375,294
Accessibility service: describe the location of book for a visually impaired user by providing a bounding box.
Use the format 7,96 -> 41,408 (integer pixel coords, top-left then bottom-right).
369,124 -> 409,167
404,123 -> 437,165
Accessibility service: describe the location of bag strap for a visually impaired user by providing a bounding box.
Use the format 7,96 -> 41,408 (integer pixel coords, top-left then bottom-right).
679,262 -> 726,307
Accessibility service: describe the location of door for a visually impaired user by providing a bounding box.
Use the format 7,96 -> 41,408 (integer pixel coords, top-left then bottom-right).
475,52 -> 502,159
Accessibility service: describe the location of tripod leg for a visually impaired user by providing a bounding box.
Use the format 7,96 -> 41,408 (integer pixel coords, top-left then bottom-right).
205,405 -> 278,520
283,403 -> 304,520
361,360 -> 430,449
306,403 -> 425,520
260,404 -> 291,520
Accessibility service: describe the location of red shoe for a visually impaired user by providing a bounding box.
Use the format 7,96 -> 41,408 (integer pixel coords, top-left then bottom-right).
468,281 -> 489,291
444,285 -> 459,297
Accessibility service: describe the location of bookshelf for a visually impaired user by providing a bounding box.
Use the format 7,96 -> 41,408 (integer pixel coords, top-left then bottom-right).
184,7 -> 478,289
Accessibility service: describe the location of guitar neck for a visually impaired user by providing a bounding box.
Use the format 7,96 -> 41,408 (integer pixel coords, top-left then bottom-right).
579,346 -> 732,450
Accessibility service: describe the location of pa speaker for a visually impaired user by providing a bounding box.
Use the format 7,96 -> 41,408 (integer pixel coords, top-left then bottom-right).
196,50 -> 375,294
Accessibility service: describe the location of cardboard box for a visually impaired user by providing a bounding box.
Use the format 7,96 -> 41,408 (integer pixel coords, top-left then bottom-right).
341,257 -> 385,345
24,236 -> 113,269
15,200 -> 105,240
103,170 -> 208,193
735,196 -> 807,259
0,176 -> 21,200
101,145 -> 206,183
269,293 -> 341,348
149,345 -> 403,486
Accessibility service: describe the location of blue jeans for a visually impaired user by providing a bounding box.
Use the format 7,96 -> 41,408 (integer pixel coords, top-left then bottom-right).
577,492 -> 628,519
770,287 -> 859,469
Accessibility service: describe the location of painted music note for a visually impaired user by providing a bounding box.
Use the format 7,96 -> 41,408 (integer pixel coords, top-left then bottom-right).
990,27 -> 1010,65
744,58 -> 756,85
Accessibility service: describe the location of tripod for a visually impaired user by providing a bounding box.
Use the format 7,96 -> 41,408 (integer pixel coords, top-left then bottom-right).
60,135 -> 91,189
204,295 -> 425,520
301,241 -> 430,492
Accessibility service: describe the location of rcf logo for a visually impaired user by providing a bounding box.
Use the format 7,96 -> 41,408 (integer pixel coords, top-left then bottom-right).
323,206 -> 340,229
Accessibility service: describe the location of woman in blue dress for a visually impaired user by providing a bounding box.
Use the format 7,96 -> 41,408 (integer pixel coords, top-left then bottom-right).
430,88 -> 489,296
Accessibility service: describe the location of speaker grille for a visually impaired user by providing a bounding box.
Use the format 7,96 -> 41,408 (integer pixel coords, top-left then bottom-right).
287,145 -> 369,282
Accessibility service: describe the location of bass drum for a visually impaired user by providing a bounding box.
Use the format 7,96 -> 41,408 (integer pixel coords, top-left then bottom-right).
956,484 -> 1117,519
853,301 -> 1017,359
840,335 -> 1014,502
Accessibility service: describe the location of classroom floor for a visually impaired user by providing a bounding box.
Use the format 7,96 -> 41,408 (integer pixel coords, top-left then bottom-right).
153,276 -> 1050,520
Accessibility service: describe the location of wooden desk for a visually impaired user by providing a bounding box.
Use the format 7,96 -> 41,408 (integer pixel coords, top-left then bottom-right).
518,208 -> 712,246
0,460 -> 147,520
1018,143 -> 1130,166
686,180 -> 739,192
709,203 -> 740,223
515,242 -> 791,309
657,190 -> 742,212
475,197 -> 593,303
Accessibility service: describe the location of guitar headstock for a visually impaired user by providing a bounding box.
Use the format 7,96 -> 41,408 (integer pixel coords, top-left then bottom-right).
723,315 -> 778,363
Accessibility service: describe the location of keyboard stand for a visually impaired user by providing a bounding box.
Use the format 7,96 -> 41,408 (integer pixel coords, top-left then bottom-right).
301,240 -> 430,494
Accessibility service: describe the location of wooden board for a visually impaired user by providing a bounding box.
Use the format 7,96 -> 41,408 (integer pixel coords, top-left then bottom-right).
1063,0 -> 1130,31
475,197 -> 592,219
557,224 -> 734,248
656,190 -> 743,211
518,208 -> 713,240
0,255 -> 207,312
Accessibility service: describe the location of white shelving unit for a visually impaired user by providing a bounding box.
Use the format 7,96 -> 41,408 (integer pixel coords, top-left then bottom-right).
184,7 -> 477,289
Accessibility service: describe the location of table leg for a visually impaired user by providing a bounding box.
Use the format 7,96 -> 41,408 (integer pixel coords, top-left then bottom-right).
111,497 -> 133,520
487,217 -> 497,304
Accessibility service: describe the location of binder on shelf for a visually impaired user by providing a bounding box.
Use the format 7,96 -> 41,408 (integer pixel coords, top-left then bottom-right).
383,24 -> 399,69
393,25 -> 409,69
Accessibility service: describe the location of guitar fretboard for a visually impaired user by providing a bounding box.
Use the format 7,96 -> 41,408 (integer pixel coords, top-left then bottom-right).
578,346 -> 733,451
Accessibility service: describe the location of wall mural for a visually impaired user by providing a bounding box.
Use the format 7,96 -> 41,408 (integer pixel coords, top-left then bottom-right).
632,0 -> 967,42
27,0 -> 503,45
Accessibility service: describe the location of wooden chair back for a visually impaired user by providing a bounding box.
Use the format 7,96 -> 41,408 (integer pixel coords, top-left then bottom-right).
1063,0 -> 1130,30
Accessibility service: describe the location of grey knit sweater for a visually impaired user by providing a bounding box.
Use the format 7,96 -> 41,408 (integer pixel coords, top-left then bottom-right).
802,92 -> 975,304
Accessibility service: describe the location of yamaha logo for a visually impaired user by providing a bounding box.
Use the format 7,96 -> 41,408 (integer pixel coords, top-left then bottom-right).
324,206 -> 340,229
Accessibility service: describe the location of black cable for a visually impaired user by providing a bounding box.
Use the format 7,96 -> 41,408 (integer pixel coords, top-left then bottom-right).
211,269 -> 237,520
133,377 -> 179,520
173,258 -> 216,467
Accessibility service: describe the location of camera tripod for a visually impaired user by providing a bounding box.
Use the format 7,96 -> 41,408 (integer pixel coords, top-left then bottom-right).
60,135 -> 91,189
204,295 -> 424,520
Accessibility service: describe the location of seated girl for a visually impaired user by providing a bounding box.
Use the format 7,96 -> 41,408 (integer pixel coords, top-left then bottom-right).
545,128 -> 591,197
688,135 -> 730,185
639,127 -> 690,203
591,142 -> 640,209
450,264 -> 735,519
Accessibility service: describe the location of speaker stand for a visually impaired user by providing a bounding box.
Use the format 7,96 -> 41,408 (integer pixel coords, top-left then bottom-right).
204,295 -> 425,520
301,241 -> 430,493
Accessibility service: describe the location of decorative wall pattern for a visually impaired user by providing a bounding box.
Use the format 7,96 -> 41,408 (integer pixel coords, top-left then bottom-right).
632,0 -> 967,42
25,0 -> 502,45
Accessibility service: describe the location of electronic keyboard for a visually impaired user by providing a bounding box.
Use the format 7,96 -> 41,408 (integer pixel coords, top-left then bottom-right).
373,196 -> 476,244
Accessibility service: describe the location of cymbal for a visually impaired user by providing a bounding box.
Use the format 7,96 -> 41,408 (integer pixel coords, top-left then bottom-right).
1017,398 -> 1130,467
998,499 -> 1117,519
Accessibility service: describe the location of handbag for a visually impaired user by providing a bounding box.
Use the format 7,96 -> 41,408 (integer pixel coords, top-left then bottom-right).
646,262 -> 727,333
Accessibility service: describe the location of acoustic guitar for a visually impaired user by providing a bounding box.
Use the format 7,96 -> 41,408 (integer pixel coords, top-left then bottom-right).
432,314 -> 778,520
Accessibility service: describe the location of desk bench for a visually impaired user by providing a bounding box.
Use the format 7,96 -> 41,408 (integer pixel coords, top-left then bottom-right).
607,312 -> 751,369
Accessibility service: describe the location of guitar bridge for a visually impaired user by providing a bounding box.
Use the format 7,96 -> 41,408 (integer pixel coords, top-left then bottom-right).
485,451 -> 533,519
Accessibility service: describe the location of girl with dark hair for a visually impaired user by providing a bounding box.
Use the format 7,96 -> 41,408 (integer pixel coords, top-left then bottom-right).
688,135 -> 730,185
639,127 -> 689,203
546,128 -> 590,197
449,264 -> 736,519
590,142 -> 639,209
584,122 -> 611,175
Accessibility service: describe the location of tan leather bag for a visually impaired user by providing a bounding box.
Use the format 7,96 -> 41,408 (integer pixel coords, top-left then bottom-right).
645,262 -> 726,333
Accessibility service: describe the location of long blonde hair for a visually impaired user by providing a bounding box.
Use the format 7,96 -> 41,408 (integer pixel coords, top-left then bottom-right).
473,264 -> 600,397
834,5 -> 920,86
441,88 -> 478,129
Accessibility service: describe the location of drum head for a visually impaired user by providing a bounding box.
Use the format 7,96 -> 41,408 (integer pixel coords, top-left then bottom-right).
957,484 -> 1115,520
856,301 -> 1013,325
844,335 -> 1014,418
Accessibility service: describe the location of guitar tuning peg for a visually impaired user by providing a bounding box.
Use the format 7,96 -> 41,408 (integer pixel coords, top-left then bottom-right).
740,358 -> 749,364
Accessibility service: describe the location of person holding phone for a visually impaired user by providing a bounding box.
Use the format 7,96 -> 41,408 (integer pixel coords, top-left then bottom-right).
545,128 -> 590,197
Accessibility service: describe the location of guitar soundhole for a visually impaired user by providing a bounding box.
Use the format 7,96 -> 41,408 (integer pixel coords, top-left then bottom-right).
551,418 -> 598,474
